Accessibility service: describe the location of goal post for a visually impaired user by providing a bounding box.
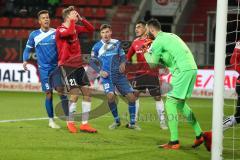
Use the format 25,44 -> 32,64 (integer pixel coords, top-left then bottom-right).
212,0 -> 228,160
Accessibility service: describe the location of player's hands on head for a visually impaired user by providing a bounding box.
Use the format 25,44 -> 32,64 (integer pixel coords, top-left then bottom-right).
100,70 -> 109,78
76,12 -> 83,21
119,63 -> 126,73
69,11 -> 78,22
23,61 -> 28,70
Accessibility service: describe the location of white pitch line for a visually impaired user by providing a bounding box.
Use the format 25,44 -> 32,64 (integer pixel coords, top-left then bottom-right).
0,117 -> 49,123
0,115 -> 112,123
0,104 -> 235,124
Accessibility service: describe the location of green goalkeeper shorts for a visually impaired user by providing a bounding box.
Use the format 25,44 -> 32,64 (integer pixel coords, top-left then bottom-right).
167,69 -> 197,99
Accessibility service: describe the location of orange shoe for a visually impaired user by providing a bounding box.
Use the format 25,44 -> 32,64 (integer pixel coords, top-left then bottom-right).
192,134 -> 204,148
80,123 -> 97,133
67,122 -> 77,133
159,141 -> 180,150
203,131 -> 212,152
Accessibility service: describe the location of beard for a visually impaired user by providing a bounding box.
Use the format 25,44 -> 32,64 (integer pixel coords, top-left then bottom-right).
147,31 -> 155,40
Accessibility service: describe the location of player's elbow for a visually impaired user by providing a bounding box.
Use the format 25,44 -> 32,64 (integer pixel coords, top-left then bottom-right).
88,26 -> 94,32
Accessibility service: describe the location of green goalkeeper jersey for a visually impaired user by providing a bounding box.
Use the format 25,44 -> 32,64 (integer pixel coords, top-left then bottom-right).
145,31 -> 197,72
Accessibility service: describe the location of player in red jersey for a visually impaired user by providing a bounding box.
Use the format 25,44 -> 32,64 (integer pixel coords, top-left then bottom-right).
126,20 -> 167,129
55,6 -> 97,133
223,41 -> 240,130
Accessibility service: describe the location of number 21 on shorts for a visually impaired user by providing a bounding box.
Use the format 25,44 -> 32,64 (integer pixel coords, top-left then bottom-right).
69,78 -> 77,86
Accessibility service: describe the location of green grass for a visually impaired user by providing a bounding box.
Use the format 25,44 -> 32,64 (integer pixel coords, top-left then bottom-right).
0,91 -> 239,160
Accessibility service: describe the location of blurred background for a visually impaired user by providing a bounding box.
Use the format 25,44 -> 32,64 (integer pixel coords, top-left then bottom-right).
0,0 -> 228,66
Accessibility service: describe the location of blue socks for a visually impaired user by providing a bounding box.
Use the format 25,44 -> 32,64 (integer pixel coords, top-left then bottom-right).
128,102 -> 136,125
45,98 -> 54,118
108,101 -> 136,125
108,101 -> 120,123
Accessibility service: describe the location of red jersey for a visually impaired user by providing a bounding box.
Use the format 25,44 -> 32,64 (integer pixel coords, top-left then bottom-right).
56,19 -> 94,67
127,37 -> 152,63
230,41 -> 240,74
126,36 -> 158,75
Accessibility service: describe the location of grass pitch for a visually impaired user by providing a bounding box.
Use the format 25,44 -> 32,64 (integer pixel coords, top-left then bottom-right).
0,91 -> 239,160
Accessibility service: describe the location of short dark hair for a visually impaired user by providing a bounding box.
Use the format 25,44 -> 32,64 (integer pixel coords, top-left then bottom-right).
100,24 -> 112,31
136,20 -> 146,26
62,6 -> 75,20
147,18 -> 161,30
37,10 -> 49,19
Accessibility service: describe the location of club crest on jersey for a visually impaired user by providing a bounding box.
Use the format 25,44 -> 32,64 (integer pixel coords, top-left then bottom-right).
105,43 -> 116,51
51,35 -> 55,39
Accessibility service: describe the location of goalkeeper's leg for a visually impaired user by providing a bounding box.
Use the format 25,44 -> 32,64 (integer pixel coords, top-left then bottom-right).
176,101 -> 204,148
159,96 -> 180,149
177,101 -> 202,137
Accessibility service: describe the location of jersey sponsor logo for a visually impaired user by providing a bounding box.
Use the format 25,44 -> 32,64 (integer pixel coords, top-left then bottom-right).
98,43 -> 117,57
38,42 -> 55,46
136,50 -> 144,54
34,30 -> 55,47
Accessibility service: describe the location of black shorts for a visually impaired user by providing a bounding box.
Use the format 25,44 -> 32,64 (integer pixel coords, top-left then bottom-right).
129,74 -> 161,97
60,66 -> 90,91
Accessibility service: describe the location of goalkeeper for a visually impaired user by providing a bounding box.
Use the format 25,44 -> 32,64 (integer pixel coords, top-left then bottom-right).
144,19 -> 210,150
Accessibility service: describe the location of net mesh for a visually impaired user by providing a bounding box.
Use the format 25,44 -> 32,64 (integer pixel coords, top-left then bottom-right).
223,1 -> 240,159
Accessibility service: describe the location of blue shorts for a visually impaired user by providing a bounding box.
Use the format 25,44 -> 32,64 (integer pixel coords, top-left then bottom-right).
101,74 -> 133,95
39,67 -> 62,92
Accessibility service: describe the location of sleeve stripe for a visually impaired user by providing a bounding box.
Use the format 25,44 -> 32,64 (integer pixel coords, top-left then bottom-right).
26,45 -> 33,48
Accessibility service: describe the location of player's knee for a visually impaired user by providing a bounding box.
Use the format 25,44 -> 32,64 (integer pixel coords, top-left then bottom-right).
107,93 -> 115,103
81,86 -> 90,95
70,95 -> 79,102
134,91 -> 140,98
127,93 -> 136,103
167,96 -> 184,103
83,96 -> 91,102
56,86 -> 64,95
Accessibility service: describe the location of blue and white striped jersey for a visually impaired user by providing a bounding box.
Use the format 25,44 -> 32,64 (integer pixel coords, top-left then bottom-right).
91,39 -> 126,74
23,28 -> 58,69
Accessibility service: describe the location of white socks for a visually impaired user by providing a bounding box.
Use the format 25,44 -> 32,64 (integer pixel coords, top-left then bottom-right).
135,99 -> 140,121
156,100 -> 165,122
135,99 -> 166,122
82,101 -> 91,124
68,101 -> 91,124
49,118 -> 54,123
69,102 -> 77,113
68,102 -> 77,122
